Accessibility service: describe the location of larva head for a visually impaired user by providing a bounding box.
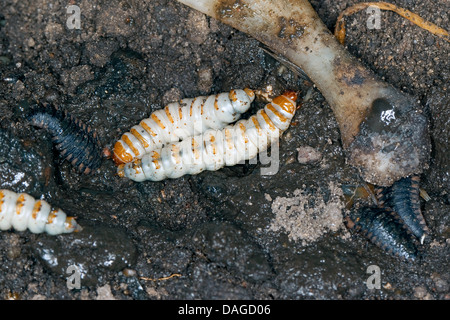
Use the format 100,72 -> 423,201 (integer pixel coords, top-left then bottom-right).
283,90 -> 298,103
112,140 -> 133,165
271,91 -> 298,116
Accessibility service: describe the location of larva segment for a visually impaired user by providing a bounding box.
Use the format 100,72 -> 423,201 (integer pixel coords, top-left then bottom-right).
0,190 -> 82,235
112,89 -> 255,165
117,91 -> 298,182
12,193 -> 35,232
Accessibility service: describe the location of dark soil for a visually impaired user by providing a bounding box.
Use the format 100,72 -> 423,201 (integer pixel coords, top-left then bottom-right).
0,0 -> 448,300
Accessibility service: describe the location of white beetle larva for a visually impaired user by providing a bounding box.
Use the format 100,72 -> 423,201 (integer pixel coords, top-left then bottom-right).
117,91 -> 298,182
0,190 -> 82,235
113,88 -> 256,164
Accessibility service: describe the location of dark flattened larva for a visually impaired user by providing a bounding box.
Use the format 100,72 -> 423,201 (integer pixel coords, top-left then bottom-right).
376,175 -> 429,243
27,104 -> 103,174
345,207 -> 419,261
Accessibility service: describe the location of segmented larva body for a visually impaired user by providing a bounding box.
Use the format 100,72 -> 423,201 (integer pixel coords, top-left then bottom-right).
28,104 -> 103,174
345,207 -> 419,261
375,175 -> 429,244
112,88 -> 256,164
0,190 -> 81,235
118,91 -> 297,182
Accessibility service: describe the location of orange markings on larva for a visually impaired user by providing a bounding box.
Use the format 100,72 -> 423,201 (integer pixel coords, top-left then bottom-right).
164,106 -> 174,124
179,107 -> 183,120
151,114 -> 165,130
66,217 -> 77,229
130,128 -> 150,149
122,135 -> 141,157
113,141 -> 132,165
153,159 -> 161,170
267,104 -> 288,122
152,151 -> 161,170
193,147 -> 201,160
260,110 -> 276,131
131,160 -> 143,174
131,159 -> 142,167
230,89 -> 238,102
172,145 -> 181,164
272,94 -> 296,115
200,99 -> 205,115
189,98 -> 196,117
224,128 -> 234,149
238,123 -> 248,143
190,137 -> 197,149
31,201 -> 42,220
140,121 -> 157,137
214,95 -> 219,110
283,90 -> 298,102
47,210 -> 58,224
15,194 -> 25,215
251,116 -> 262,134
0,190 -> 4,211
244,88 -> 255,98
210,135 -> 217,155
152,151 -> 160,160
117,165 -> 126,177
190,138 -> 200,160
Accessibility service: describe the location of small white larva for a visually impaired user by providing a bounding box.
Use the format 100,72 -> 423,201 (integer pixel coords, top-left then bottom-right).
117,91 -> 298,182
0,190 -> 81,235
113,88 -> 256,164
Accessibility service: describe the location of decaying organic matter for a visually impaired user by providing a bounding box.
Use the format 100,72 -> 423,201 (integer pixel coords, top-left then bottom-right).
175,0 -> 431,186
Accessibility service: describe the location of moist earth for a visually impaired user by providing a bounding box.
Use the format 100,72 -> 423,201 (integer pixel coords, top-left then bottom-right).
0,0 -> 448,299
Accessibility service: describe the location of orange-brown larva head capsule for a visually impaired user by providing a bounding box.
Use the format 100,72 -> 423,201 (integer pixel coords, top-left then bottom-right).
272,90 -> 298,115
112,141 -> 132,165
283,90 -> 298,102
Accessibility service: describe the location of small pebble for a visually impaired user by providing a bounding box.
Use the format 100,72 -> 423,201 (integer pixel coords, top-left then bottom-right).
96,284 -> 116,300
297,146 -> 322,164
413,286 -> 428,299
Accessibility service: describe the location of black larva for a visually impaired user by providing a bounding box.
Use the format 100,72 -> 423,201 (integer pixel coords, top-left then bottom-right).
345,207 -> 419,261
27,104 -> 103,174
375,175 -> 429,243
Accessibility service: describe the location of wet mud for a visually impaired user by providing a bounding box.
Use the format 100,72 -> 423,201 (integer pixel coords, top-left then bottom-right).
0,0 -> 448,299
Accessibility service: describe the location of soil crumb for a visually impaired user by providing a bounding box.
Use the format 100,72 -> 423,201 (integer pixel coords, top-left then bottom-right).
269,181 -> 345,245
